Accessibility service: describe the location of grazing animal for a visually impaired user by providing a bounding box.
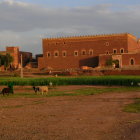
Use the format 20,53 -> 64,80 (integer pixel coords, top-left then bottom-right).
137,83 -> 140,86
38,86 -> 48,95
1,87 -> 13,96
33,86 -> 40,93
33,86 -> 48,95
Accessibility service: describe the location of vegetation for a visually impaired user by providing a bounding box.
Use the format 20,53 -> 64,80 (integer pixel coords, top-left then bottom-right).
0,76 -> 140,86
106,58 -> 119,68
0,86 -> 140,99
106,58 -> 113,66
0,53 -> 13,69
1,86 -> 140,113
123,98 -> 140,113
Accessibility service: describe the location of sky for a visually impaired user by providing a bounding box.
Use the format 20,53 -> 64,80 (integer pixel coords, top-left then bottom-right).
0,0 -> 140,55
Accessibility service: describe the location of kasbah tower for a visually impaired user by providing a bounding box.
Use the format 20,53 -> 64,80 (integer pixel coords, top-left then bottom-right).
38,33 -> 140,70
6,47 -> 20,69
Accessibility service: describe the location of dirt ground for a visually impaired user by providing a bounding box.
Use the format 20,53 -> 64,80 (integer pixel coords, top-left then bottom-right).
0,85 -> 140,140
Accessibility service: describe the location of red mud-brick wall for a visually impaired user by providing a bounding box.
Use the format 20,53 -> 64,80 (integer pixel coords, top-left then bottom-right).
127,34 -> 140,53
99,55 -> 112,67
20,51 -> 32,67
41,34 -> 128,70
122,53 -> 140,67
6,47 -> 19,68
103,70 -> 140,75
38,57 -> 45,70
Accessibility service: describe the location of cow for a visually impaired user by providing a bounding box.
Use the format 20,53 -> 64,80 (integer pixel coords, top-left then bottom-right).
33,86 -> 48,95
1,87 -> 13,96
33,86 -> 40,93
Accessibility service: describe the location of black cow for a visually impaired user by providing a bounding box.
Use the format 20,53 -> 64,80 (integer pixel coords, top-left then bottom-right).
33,86 -> 40,93
1,87 -> 13,96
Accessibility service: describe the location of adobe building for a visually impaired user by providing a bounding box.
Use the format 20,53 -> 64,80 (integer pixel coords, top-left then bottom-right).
6,47 -> 20,68
19,51 -> 32,67
38,33 -> 140,70
0,46 -> 32,69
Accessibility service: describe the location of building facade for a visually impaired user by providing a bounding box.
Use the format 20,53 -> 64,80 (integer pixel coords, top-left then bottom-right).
6,47 -> 20,68
0,46 -> 32,69
38,33 -> 140,70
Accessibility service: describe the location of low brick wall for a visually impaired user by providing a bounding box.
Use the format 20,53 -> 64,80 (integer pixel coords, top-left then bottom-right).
102,70 -> 140,75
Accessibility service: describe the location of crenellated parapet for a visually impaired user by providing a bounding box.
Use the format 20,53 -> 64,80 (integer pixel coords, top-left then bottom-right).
42,33 -> 131,41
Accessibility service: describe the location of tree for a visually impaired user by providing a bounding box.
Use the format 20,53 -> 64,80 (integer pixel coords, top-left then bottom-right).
106,58 -> 119,68
0,54 -> 2,66
106,58 -> 113,66
0,53 -> 13,70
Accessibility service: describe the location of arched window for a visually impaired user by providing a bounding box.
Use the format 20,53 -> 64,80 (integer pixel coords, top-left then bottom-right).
46,52 -> 51,57
130,58 -> 135,65
120,48 -> 124,53
89,49 -> 93,55
62,51 -> 67,57
106,51 -> 109,54
113,49 -> 117,54
54,51 -> 59,57
81,50 -> 86,55
74,51 -> 78,56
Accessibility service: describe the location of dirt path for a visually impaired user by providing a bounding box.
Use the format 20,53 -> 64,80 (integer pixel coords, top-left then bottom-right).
0,86 -> 140,140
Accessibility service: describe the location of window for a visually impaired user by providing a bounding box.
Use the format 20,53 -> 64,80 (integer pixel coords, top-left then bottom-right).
130,58 -> 134,65
62,51 -> 67,57
74,51 -> 78,56
82,50 -> 86,55
54,51 -> 59,57
89,49 -> 93,55
120,48 -> 124,53
106,51 -> 109,54
46,52 -> 51,57
113,49 -> 117,54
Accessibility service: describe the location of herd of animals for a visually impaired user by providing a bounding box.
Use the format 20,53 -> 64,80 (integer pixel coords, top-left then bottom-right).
0,86 -> 49,96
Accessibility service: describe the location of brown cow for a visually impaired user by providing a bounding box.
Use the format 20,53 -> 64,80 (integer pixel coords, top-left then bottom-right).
33,86 -> 48,95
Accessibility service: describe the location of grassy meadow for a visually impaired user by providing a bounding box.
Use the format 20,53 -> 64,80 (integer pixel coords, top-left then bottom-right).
0,85 -> 140,113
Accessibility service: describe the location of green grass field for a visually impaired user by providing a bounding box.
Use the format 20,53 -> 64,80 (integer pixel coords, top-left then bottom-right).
0,86 -> 140,98
1,75 -> 140,113
0,75 -> 140,86
0,85 -> 140,113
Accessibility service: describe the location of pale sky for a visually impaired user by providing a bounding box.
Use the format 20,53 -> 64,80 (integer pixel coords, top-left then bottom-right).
0,0 -> 140,54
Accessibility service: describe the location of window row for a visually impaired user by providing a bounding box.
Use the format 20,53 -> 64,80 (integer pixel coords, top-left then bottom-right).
113,48 -> 124,54
46,48 -> 125,57
106,48 -> 124,54
46,50 -> 94,57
